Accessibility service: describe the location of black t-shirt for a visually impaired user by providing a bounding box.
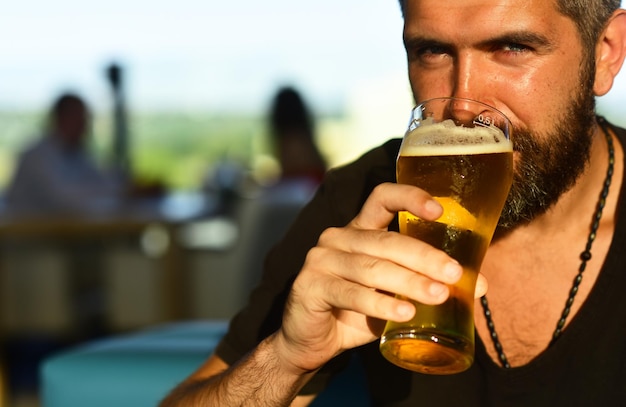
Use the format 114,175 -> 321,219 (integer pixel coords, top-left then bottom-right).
215,119 -> 626,406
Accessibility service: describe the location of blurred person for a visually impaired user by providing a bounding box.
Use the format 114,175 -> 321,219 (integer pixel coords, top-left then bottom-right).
268,86 -> 327,187
4,92 -> 125,218
203,86 -> 326,216
228,87 -> 329,292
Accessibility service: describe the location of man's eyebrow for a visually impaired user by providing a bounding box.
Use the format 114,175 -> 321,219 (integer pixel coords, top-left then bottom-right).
477,31 -> 554,50
403,35 -> 451,51
403,31 -> 554,51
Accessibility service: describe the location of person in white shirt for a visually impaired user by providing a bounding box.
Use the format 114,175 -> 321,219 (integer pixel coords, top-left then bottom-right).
4,93 -> 124,217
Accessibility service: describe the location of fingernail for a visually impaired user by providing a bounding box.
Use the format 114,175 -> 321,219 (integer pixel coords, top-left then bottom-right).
429,282 -> 447,297
397,302 -> 414,318
424,199 -> 442,215
443,261 -> 462,281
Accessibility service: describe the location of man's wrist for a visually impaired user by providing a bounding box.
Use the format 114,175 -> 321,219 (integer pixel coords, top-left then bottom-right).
263,331 -> 322,378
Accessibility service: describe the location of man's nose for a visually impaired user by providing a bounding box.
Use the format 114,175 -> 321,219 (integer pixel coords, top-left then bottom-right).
450,51 -> 490,103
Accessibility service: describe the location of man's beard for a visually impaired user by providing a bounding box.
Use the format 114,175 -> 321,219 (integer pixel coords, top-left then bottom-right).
496,71 -> 597,234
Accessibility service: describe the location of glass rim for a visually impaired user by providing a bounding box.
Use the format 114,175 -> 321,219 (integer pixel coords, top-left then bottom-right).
413,96 -> 511,125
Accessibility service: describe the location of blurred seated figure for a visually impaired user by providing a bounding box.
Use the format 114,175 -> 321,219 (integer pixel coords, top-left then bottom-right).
234,87 -> 328,292
268,86 -> 327,189
4,92 -> 125,218
202,86 -> 327,218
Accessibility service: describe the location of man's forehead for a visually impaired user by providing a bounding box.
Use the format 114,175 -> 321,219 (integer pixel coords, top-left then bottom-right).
404,0 -> 567,40
405,0 -> 559,19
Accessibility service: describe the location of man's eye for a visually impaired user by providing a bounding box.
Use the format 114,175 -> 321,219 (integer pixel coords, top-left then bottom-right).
501,43 -> 531,54
419,46 -> 449,57
411,46 -> 450,64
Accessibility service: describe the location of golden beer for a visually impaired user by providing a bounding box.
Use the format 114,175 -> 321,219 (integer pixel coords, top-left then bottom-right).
379,110 -> 513,375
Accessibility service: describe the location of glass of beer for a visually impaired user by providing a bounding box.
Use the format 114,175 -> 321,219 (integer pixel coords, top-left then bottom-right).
379,97 -> 513,374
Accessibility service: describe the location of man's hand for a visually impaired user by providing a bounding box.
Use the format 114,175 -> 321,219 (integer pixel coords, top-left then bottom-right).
275,182 -> 487,374
160,182 -> 489,407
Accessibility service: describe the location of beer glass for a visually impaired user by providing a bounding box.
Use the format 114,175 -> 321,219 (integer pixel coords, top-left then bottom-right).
379,97 -> 513,374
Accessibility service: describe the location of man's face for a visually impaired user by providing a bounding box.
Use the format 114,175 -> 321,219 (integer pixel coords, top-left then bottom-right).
403,0 -> 598,230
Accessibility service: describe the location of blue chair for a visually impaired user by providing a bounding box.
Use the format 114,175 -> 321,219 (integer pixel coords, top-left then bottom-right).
40,320 -> 371,406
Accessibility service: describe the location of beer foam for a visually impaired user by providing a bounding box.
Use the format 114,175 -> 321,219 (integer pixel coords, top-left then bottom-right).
401,119 -> 512,156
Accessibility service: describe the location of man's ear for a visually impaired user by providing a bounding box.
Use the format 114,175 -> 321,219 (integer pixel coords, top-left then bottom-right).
594,9 -> 626,96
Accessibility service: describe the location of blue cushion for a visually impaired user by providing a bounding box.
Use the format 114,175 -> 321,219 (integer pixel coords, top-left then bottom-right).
41,321 -> 227,407
41,320 -> 371,407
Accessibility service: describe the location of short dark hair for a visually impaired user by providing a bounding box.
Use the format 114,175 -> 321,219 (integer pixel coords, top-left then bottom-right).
47,92 -> 89,133
556,0 -> 621,58
51,93 -> 85,119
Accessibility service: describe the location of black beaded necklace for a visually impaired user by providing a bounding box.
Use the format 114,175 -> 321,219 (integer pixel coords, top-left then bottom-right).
480,117 -> 616,369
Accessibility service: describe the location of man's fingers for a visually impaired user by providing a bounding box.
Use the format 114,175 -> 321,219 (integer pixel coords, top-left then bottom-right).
351,183 -> 442,230
304,245 -> 453,306
317,226 -> 463,287
475,274 -> 488,298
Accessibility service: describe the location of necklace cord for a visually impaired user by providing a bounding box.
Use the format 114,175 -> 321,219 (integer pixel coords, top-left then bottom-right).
480,116 -> 615,369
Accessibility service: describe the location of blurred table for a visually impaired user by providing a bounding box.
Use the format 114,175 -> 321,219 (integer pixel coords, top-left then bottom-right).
0,217 -> 185,324
0,191 -> 222,330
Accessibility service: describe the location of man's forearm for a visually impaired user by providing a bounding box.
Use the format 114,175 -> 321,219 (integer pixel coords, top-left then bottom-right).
160,333 -> 318,406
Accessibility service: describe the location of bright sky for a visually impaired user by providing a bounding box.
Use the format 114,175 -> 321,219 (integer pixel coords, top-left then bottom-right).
0,0 -> 408,114
0,0 -> 624,126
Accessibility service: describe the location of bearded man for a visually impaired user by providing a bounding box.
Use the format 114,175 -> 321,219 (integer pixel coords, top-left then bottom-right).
162,0 -> 626,405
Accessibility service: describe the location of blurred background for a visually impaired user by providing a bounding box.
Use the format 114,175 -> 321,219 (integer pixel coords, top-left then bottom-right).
0,0 -> 415,189
0,0 -> 625,406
